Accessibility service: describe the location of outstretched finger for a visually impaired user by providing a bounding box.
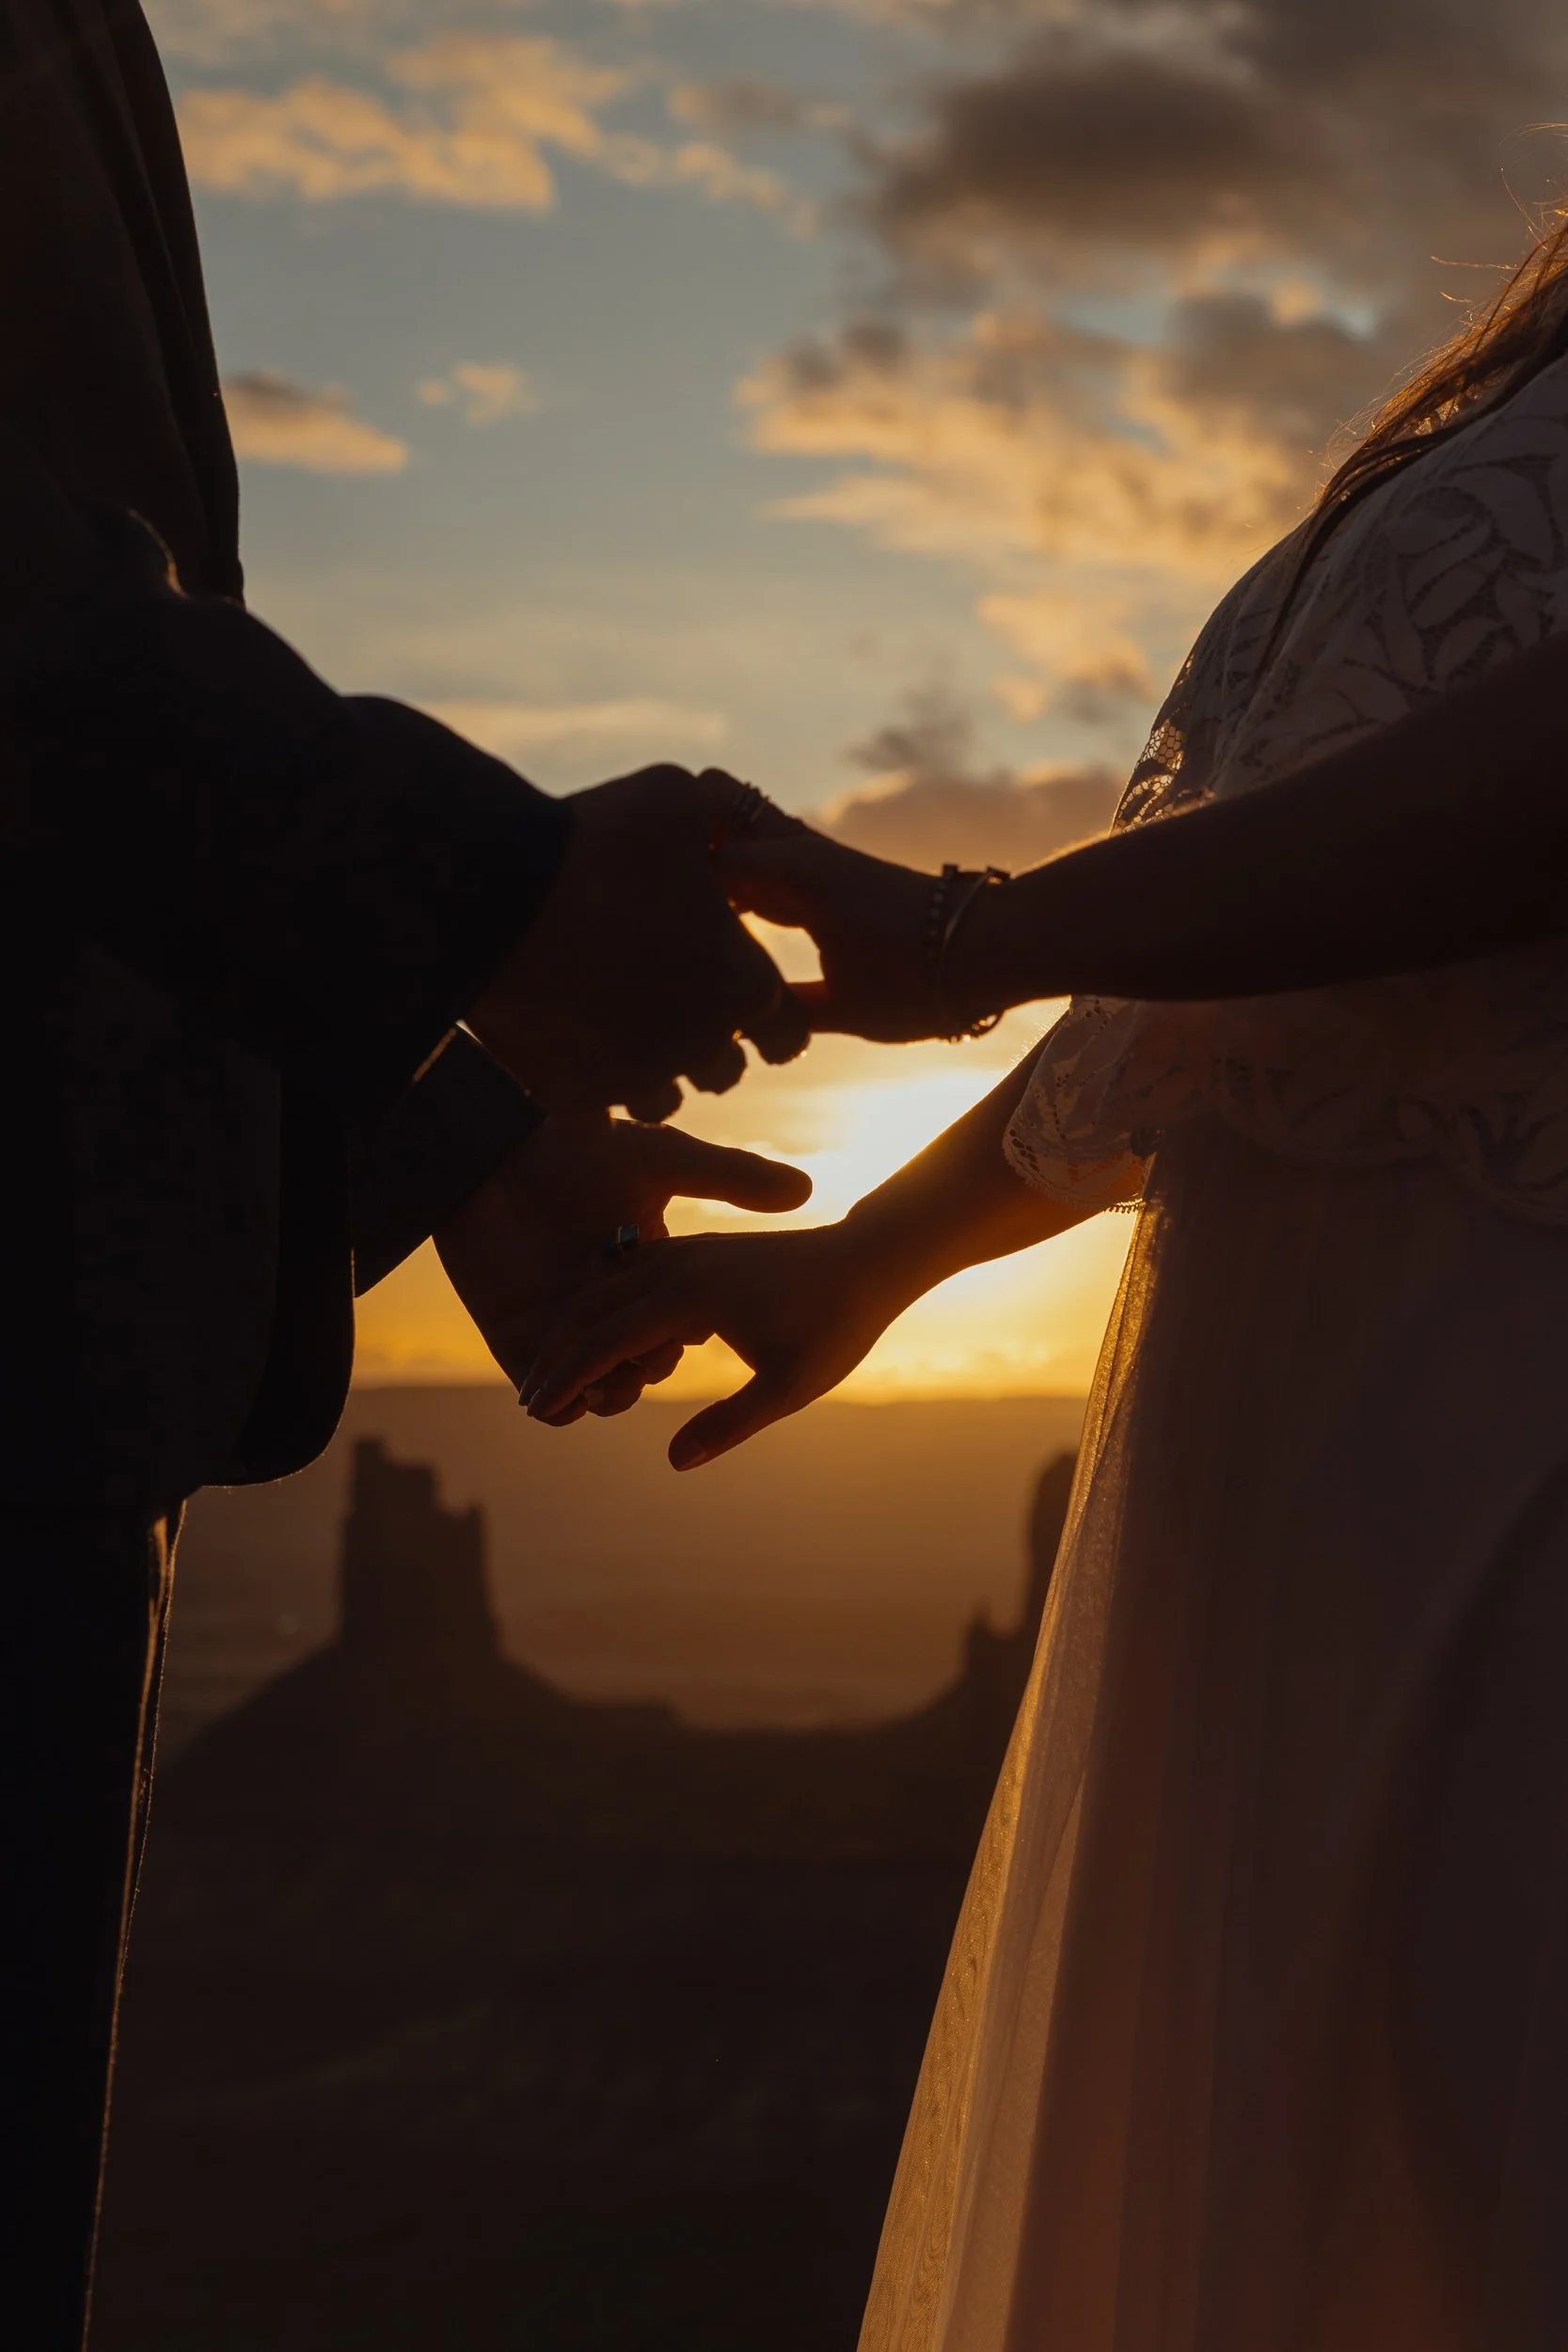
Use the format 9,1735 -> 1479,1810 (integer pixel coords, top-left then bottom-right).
668,1376 -> 791,1470
648,1128 -> 812,1213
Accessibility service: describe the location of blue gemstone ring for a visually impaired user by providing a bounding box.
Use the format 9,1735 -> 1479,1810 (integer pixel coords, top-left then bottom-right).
604,1222 -> 641,1263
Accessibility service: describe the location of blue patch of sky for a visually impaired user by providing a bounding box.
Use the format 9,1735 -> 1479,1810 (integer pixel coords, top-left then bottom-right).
170,0 -> 1142,805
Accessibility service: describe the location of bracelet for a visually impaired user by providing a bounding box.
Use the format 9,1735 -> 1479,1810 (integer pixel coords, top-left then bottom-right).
922,863 -> 1010,1039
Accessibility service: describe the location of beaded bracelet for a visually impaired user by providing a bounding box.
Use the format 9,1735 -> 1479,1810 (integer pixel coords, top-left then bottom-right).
922,862 -> 1010,1039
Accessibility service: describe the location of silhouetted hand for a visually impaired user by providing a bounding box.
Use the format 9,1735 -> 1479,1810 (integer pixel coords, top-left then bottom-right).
435,1113 -> 812,1417
520,1222 -> 905,1464
719,827 -> 959,1041
468,765 -> 812,1120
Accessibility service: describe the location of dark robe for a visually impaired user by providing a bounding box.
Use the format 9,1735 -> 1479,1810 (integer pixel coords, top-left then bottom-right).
0,8 -> 572,2339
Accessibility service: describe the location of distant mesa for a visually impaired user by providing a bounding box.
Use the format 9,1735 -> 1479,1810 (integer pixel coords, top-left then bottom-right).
339,1441 -> 498,1665
161,1435 -> 1074,1866
103,1434 -> 1079,2348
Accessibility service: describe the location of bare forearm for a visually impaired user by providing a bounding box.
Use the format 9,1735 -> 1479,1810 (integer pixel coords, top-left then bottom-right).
844,1051 -> 1085,1310
950,632 -> 1568,1006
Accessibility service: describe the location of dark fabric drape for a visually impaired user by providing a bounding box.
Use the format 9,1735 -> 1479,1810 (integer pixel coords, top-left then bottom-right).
0,2 -> 557,1497
0,1510 -> 177,2350
0,8 -> 561,2342
0,0 -> 241,596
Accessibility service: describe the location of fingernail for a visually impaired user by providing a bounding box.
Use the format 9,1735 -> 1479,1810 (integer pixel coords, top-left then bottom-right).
670,1440 -> 708,1471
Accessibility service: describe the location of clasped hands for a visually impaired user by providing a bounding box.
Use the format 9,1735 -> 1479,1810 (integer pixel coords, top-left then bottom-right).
464,760 -> 955,1120
441,757 -> 998,1428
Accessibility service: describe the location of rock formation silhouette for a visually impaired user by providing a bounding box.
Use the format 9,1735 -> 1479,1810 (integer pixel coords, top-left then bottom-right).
94,1435 -> 1074,2352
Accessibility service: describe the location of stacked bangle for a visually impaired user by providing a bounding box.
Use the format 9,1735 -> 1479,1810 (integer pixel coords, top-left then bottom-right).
922,863 -> 1009,1039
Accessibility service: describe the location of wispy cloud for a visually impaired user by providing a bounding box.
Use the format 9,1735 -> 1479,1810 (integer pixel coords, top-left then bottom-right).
669,74 -> 824,135
180,37 -> 619,207
741,299 -> 1356,711
223,370 -> 409,471
421,695 -> 730,766
418,360 -> 539,425
817,686 -> 1121,867
178,31 -> 799,217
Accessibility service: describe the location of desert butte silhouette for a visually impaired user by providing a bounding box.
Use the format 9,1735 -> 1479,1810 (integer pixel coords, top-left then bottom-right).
94,1435 -> 1071,2352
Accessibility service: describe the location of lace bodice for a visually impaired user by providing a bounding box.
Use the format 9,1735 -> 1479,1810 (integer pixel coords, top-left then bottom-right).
1007,353 -> 1568,1223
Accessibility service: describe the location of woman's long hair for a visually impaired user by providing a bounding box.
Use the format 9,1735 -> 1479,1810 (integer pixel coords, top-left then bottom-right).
1323,214 -> 1568,516
1264,214 -> 1568,651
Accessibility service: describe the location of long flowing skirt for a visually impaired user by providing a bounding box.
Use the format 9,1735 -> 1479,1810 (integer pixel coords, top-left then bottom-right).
862,1120 -> 1568,2352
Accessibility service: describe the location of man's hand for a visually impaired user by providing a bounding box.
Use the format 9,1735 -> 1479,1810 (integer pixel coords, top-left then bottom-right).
467,765 -> 811,1120
434,1111 -> 812,1414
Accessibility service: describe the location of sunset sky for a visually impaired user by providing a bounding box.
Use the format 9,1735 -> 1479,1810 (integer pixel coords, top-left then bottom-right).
146,0 -> 1568,1395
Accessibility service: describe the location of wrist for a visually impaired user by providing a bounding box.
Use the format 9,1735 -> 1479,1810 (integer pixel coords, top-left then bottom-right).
840,1184 -> 966,1315
941,875 -> 1014,1022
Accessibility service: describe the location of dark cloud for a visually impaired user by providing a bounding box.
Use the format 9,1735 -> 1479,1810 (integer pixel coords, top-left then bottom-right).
827,766 -> 1123,869
867,2 -> 1568,294
848,688 -> 977,782
1047,654 -> 1151,730
768,306 -> 1123,426
875,43 -> 1323,269
822,690 -> 1122,868
1159,293 -> 1402,456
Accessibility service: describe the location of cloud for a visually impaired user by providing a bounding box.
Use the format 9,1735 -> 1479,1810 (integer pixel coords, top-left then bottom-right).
223,370 -> 409,471
627,139 -> 796,215
147,0 -> 394,60
146,2 -> 590,62
669,76 -> 815,135
742,1 -> 1568,719
421,696 -> 729,766
418,360 -> 538,425
873,40 -> 1322,282
179,37 -> 620,208
745,305 -> 1338,586
743,298 -> 1411,721
177,32 -> 798,218
981,590 -> 1155,724
816,688 -> 1122,867
864,2 -> 1568,294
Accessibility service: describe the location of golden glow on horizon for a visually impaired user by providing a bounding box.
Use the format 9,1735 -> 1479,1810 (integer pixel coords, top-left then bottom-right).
354,1009 -> 1134,1399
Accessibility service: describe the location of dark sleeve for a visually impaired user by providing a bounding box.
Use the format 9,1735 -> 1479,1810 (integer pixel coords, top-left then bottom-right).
350,1026 -> 546,1294
11,509 -> 573,1112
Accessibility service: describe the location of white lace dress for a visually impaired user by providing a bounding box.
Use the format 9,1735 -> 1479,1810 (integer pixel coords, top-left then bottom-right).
861,356 -> 1568,2352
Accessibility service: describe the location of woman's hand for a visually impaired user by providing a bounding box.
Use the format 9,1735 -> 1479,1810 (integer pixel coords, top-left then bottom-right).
718,830 -> 950,1042
519,1223 -> 910,1469
515,1048 -> 1087,1461
436,1113 -> 811,1418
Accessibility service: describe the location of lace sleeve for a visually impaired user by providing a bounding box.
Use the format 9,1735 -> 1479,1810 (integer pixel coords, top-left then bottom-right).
1005,998 -> 1208,1211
